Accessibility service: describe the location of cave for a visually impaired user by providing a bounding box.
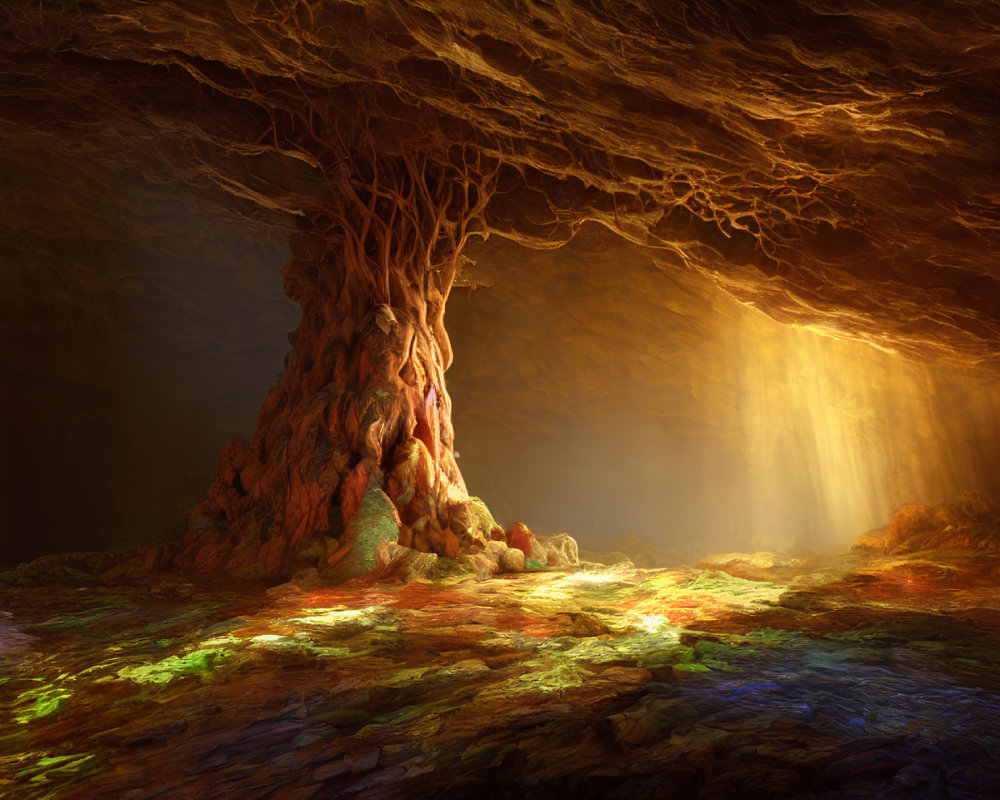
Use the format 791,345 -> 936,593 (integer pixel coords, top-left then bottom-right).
3,2 -> 1000,798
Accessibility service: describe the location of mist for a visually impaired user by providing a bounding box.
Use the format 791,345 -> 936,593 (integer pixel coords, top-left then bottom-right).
448,226 -> 1000,560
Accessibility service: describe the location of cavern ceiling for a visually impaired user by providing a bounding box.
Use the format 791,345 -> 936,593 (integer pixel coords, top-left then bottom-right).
2,0 -> 999,364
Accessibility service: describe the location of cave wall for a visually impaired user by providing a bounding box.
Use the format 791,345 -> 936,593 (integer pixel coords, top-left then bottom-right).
448,226 -> 1000,559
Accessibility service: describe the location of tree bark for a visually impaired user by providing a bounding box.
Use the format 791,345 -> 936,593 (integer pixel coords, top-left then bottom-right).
172,130 -> 503,578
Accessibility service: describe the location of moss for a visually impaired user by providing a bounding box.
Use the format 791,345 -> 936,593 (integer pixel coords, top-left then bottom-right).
467,496 -> 502,539
13,751 -> 103,793
359,389 -> 394,431
14,681 -> 74,724
428,556 -> 476,580
460,746 -> 495,765
116,646 -> 236,684
667,570 -> 784,604
337,480 -> 400,578
672,662 -> 711,673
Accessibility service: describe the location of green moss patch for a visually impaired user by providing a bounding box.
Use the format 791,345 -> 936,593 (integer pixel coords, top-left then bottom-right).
13,680 -> 73,724
116,647 -> 236,684
337,480 -> 401,578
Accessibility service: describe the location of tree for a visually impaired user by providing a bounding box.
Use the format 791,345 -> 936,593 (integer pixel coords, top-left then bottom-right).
173,92 -> 504,578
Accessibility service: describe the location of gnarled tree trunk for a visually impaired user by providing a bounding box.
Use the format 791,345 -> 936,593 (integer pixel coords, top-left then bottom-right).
173,129 -> 504,578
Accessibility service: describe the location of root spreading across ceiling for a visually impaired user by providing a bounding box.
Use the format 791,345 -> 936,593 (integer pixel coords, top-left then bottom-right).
2,0 -> 999,363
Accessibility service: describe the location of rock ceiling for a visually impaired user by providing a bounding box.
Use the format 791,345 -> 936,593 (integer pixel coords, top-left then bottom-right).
2,0 -> 999,366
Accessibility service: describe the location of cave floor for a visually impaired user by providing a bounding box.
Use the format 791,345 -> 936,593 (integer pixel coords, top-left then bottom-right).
2,551 -> 1000,799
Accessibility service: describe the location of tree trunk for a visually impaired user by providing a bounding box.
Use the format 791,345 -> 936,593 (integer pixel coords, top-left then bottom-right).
164,106 -> 511,578
173,223 -> 502,578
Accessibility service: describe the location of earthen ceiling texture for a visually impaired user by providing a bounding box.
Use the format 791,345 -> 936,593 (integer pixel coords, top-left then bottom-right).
1,0 -> 999,366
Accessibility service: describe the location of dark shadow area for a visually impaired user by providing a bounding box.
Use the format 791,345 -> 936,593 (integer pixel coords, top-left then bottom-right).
0,162 -> 297,569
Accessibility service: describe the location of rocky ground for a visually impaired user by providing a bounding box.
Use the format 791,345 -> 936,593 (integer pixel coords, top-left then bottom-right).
2,544 -> 1000,799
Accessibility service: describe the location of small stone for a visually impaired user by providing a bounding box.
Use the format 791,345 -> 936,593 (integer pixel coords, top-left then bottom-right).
539,532 -> 579,568
499,546 -> 526,573
507,523 -> 543,559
